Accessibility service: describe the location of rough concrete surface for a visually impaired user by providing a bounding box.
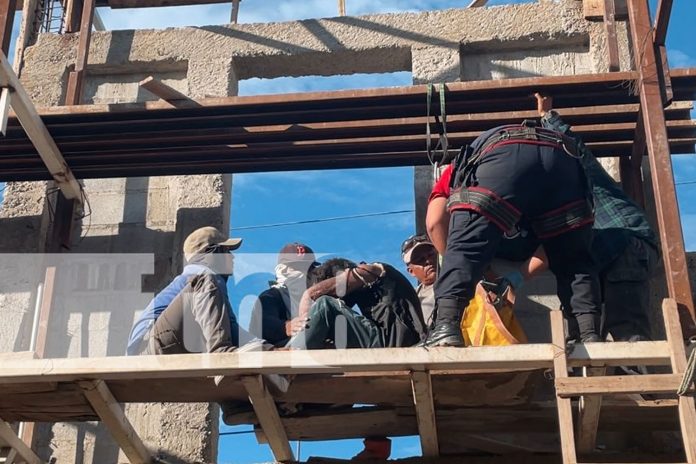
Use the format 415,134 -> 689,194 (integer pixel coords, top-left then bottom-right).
0,0 -> 679,462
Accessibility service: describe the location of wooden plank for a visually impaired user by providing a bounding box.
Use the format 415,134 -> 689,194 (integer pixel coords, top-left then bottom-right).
0,86 -> 9,135
576,367 -> 605,454
551,310 -> 578,464
410,371 -> 439,457
63,0 -> 83,33
663,298 -> 696,463
0,421 -> 41,464
0,53 -> 82,200
556,374 -> 683,397
337,0 -> 345,15
21,266 -> 58,449
77,380 -> 151,464
0,341 -> 675,384
139,76 -> 200,108
603,0 -> 620,71
627,0 -> 696,336
241,375 -> 294,462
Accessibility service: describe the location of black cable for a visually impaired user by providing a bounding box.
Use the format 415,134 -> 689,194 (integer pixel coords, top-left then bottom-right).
231,209 -> 415,231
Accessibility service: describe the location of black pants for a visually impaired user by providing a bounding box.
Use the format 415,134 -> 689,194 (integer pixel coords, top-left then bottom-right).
435,142 -> 601,336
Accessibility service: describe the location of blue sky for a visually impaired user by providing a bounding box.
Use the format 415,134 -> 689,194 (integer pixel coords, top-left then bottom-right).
0,0 -> 695,462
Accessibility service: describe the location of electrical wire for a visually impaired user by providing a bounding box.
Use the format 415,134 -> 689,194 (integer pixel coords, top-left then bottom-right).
231,209 -> 415,231
676,180 -> 696,186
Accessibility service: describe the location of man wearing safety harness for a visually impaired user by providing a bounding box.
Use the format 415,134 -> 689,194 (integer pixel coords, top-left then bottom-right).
422,101 -> 602,347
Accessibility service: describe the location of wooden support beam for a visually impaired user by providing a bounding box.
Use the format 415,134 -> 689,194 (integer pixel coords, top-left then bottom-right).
0,421 -> 41,464
551,310 -> 578,464
0,0 -> 17,55
576,367 -> 605,454
0,53 -> 82,201
241,375 -> 294,462
658,45 -> 674,106
557,373 -> 683,397
410,370 -> 439,457
466,0 -> 489,7
662,299 -> 696,463
603,0 -> 620,71
48,191 -> 77,252
337,0 -> 345,16
78,380 -> 151,464
0,85 -> 9,135
139,76 -> 200,108
549,310 -> 577,464
20,266 -> 57,448
627,0 -> 696,337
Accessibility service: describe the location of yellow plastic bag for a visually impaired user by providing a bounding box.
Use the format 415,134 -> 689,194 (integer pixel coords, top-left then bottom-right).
461,282 -> 528,346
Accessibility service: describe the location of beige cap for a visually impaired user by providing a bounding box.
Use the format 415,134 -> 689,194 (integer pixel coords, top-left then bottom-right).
183,226 -> 242,259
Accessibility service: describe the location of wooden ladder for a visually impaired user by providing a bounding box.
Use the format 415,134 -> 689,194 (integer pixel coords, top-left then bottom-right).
551,298 -> 696,464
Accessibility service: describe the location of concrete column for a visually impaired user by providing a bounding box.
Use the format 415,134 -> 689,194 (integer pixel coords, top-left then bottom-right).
5,56 -> 237,463
411,45 -> 461,234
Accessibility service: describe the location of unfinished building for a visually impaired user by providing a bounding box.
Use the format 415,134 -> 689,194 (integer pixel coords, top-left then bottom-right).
1,0 -> 696,463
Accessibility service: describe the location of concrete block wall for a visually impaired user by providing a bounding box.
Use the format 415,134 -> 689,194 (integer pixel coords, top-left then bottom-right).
0,0 -> 673,462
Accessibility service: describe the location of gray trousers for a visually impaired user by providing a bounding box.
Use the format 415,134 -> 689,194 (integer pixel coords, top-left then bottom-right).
288,296 -> 383,350
146,274 -> 244,354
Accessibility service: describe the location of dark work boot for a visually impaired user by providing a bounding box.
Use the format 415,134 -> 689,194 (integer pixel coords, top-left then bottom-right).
577,313 -> 603,343
420,298 -> 465,347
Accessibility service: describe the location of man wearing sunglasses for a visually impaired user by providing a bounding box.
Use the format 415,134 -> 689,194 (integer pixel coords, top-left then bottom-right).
401,234 -> 438,326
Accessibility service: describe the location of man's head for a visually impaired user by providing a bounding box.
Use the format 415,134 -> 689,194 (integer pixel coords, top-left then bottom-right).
276,242 -> 320,288
314,258 -> 357,282
401,234 -> 437,286
183,226 -> 242,274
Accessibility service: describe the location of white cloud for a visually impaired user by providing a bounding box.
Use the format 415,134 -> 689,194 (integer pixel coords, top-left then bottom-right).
668,49 -> 696,68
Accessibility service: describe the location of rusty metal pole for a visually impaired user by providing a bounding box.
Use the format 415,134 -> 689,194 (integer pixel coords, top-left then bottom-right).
627,0 -> 696,337
0,0 -> 17,55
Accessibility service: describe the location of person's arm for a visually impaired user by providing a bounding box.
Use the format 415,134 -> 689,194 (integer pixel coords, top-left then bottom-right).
426,196 -> 450,255
250,289 -> 300,342
522,246 -> 549,280
298,264 -> 384,318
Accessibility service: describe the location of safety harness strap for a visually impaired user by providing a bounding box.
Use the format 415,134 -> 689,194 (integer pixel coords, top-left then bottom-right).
531,199 -> 594,240
447,187 -> 522,233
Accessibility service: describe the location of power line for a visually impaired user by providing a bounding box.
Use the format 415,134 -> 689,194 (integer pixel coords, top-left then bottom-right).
676,180 -> 696,186
231,209 -> 415,231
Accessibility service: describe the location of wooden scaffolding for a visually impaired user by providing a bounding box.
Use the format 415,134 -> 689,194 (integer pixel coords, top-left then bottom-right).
0,0 -> 695,463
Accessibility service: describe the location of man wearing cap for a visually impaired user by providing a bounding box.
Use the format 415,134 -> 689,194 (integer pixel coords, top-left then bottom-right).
126,226 -> 247,355
401,234 -> 438,326
249,242 -> 320,346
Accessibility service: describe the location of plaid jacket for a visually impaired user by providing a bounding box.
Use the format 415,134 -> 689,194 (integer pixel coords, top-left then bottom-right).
541,111 -> 658,269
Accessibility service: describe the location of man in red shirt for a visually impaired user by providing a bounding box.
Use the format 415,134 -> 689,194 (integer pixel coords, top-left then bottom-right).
421,117 -> 601,348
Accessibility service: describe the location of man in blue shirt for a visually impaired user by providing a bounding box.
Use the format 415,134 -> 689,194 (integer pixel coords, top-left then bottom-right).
127,226 -> 250,355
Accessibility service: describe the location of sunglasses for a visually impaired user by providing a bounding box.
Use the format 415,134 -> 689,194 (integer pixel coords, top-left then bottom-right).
401,233 -> 429,255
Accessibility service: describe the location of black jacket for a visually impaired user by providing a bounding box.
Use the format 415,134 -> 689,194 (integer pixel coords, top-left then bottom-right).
249,286 -> 291,346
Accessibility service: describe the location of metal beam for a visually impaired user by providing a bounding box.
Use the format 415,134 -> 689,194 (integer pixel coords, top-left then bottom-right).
627,0 -> 696,337
653,0 -> 673,46
0,52 -> 82,200
65,0 -> 95,105
0,0 -> 16,55
603,0 -> 620,71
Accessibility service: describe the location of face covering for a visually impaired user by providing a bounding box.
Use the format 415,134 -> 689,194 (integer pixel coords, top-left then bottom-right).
274,263 -> 310,316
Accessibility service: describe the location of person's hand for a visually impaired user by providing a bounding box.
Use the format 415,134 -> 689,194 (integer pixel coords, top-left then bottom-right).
534,92 -> 553,117
285,316 -> 308,337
